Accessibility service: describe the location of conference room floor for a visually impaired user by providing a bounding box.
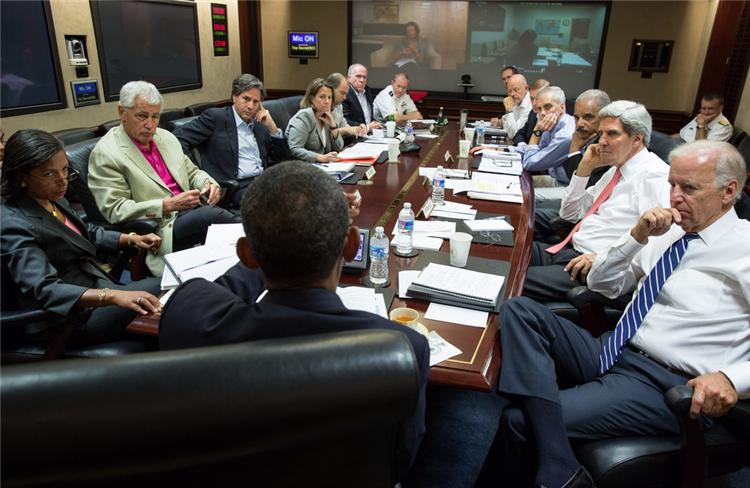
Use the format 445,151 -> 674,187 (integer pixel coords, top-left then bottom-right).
128,123 -> 534,392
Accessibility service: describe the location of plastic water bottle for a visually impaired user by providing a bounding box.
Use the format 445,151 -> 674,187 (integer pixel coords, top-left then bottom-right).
405,120 -> 414,143
397,203 -> 415,254
432,166 -> 446,206
369,226 -> 389,285
477,120 -> 486,145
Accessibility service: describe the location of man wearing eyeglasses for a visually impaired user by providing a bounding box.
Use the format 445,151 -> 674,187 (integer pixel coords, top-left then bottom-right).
672,92 -> 733,143
490,74 -> 531,140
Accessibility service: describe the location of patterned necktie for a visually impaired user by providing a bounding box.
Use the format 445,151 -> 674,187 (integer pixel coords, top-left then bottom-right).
546,169 -> 622,255
599,232 -> 699,375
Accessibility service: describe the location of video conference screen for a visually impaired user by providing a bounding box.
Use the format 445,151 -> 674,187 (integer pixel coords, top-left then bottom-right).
91,0 -> 202,101
351,1 -> 610,99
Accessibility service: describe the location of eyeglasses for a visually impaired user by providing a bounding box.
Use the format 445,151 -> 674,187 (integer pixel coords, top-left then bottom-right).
480,230 -> 503,247
26,167 -> 79,186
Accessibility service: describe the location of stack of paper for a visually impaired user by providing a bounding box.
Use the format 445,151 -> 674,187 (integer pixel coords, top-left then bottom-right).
161,244 -> 239,289
478,151 -> 523,176
205,223 -> 245,247
336,287 -> 388,319
390,221 -> 456,251
314,162 -> 355,180
464,218 -> 514,232
431,201 -> 478,220
337,143 -> 385,165
407,262 -> 505,312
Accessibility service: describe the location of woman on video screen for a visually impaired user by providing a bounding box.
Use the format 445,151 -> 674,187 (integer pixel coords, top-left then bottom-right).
392,21 -> 428,68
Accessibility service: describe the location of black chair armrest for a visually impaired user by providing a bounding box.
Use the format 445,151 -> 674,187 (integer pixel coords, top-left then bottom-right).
1,309 -> 59,329
566,286 -> 630,311
95,219 -> 160,235
216,179 -> 239,210
664,385 -> 694,417
550,216 -> 577,240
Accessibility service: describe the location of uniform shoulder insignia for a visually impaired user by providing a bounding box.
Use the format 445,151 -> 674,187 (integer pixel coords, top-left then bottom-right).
718,120 -> 730,126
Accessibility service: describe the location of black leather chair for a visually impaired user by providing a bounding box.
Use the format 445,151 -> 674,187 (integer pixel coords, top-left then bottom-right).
184,101 -> 215,117
64,138 -> 159,281
648,130 -> 685,163
157,108 -> 185,129
50,127 -> 97,146
264,95 -> 303,133
576,386 -> 750,488
96,119 -> 120,136
1,329 -> 420,488
167,116 -> 239,209
728,128 -> 746,148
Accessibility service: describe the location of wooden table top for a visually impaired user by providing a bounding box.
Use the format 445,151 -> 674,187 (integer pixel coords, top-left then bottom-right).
128,124 -> 534,392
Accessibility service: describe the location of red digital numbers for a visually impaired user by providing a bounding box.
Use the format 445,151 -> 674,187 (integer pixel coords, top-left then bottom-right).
212,7 -> 224,14
214,40 -> 226,47
213,24 -> 226,31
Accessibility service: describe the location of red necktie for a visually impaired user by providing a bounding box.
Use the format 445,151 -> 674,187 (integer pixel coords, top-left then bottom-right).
546,168 -> 622,254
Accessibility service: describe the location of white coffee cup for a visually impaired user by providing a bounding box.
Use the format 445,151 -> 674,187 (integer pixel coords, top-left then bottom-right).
464,127 -> 475,142
386,121 -> 397,138
449,232 -> 473,267
388,139 -> 400,163
459,140 -> 471,158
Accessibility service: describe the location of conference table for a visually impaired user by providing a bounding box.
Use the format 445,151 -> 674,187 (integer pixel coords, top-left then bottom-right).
128,124 -> 535,392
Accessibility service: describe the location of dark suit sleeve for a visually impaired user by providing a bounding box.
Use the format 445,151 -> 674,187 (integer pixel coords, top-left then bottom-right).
172,111 -> 218,166
513,111 -> 537,145
266,131 -> 292,166
342,98 -> 359,127
562,152 -> 584,181
213,262 -> 266,303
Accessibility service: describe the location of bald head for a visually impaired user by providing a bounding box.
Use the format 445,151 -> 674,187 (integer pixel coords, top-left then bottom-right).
507,74 -> 529,104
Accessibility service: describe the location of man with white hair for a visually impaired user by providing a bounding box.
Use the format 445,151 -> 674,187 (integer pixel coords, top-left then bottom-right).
342,64 -> 382,131
522,101 -> 671,303
490,74 -> 531,140
478,140 -> 749,488
89,81 -> 240,276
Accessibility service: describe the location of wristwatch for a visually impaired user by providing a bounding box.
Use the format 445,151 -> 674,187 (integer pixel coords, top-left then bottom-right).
533,130 -> 543,137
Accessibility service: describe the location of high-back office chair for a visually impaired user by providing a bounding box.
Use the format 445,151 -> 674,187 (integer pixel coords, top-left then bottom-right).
728,128 -> 746,148
96,119 -> 120,136
64,138 -> 158,281
1,330 -> 420,488
184,102 -> 215,117
157,108 -> 185,129
50,127 -> 97,146
263,95 -> 303,134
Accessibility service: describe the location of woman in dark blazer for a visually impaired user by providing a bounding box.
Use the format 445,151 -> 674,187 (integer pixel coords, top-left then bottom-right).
1,129 -> 163,347
285,78 -> 344,163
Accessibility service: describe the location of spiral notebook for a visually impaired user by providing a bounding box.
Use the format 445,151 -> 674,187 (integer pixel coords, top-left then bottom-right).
407,263 -> 505,312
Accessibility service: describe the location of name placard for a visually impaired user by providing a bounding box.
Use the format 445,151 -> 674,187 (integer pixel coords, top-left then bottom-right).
364,166 -> 377,180
417,197 -> 435,219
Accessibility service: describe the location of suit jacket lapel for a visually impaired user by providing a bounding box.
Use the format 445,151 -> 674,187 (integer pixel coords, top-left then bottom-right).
252,122 -> 269,169
225,107 -> 240,165
115,126 -> 173,193
17,194 -> 97,257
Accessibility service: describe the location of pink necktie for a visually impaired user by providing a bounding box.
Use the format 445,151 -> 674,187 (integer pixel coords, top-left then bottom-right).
546,168 -> 621,255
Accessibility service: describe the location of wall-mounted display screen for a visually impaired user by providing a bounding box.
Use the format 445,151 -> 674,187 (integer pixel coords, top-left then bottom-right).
289,31 -> 320,59
90,0 -> 202,102
0,0 -> 67,117
350,1 -> 610,99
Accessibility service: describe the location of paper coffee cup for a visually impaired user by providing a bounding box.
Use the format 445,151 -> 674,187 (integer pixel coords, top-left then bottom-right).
459,140 -> 471,158
386,121 -> 397,138
464,127 -> 475,142
449,232 -> 473,267
388,139 -> 400,163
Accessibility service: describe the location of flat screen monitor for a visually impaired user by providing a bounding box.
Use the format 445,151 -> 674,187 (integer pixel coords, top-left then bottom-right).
0,0 -> 67,117
90,0 -> 202,102
350,1 -> 611,99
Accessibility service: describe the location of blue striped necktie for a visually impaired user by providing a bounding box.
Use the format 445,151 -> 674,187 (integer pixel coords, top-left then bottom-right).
599,232 -> 699,375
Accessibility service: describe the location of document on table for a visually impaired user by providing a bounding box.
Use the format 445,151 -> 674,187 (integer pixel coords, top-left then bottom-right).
391,220 -> 456,239
398,270 -> 421,298
389,234 -> 443,251
478,156 -> 523,176
431,201 -> 478,220
336,287 -> 388,319
162,243 -> 239,288
337,144 -> 385,160
428,331 -> 462,366
425,303 -> 489,328
205,223 -> 245,247
464,218 -> 514,232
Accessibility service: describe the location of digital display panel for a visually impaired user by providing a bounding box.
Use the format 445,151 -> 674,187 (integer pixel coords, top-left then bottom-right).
71,80 -> 101,107
289,31 -> 319,59
211,3 -> 228,56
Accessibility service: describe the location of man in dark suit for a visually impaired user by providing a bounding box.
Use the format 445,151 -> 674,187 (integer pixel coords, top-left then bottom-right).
173,74 -> 291,207
159,161 -> 429,482
342,63 -> 382,132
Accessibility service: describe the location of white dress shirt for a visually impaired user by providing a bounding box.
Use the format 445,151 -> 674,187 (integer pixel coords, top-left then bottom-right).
233,108 -> 283,179
679,112 -> 733,143
501,92 -> 531,140
372,87 -> 417,123
332,105 -> 348,129
560,148 -> 670,254
588,209 -> 750,398
354,88 -> 372,125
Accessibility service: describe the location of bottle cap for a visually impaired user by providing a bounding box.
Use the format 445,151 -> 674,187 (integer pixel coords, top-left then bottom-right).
437,165 -> 443,170
404,203 -> 411,208
375,226 -> 384,233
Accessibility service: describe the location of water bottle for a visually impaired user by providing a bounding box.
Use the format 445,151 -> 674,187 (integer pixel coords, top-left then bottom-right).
397,203 -> 414,254
477,120 -> 486,145
405,120 -> 414,143
432,166 -> 446,206
369,226 -> 389,285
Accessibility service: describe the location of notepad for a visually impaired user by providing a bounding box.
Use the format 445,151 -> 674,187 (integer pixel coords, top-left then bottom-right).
407,263 -> 505,311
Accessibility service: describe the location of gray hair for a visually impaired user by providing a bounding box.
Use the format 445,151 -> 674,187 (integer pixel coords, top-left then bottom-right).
393,73 -> 409,83
347,63 -> 366,76
119,81 -> 163,113
598,100 -> 652,147
668,141 -> 747,203
536,86 -> 565,105
576,89 -> 611,111
232,74 -> 266,99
